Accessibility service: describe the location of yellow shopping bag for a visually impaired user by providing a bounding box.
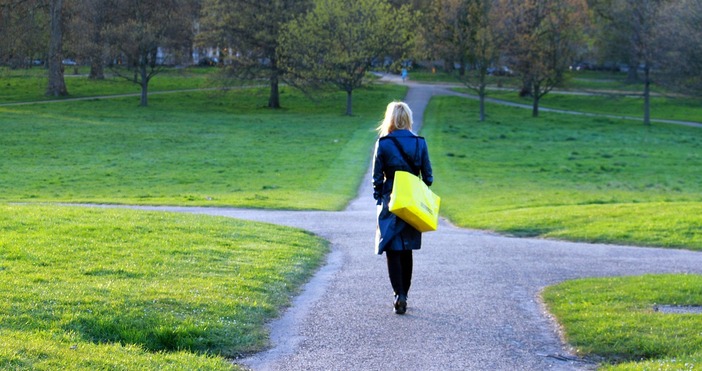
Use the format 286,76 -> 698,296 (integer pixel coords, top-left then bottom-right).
388,171 -> 441,232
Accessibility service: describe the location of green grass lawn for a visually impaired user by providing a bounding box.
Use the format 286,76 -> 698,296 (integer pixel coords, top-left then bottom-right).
4,67 -> 702,369
424,91 -> 702,369
0,84 -> 406,209
484,90 -> 702,123
423,95 -> 702,250
0,203 -> 328,369
543,274 -> 702,369
0,66 -> 229,103
0,75 -> 405,368
409,68 -> 646,92
409,67 -> 702,122
562,72 -> 642,92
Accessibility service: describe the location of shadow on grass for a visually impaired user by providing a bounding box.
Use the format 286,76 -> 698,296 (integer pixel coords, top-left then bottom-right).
504,227 -> 558,238
65,311 -> 211,352
61,301 -> 263,355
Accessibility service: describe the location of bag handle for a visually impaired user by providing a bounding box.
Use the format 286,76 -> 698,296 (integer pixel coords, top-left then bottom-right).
387,136 -> 420,176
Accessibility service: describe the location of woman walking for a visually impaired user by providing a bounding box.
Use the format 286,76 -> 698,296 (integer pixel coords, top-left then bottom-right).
372,101 -> 433,314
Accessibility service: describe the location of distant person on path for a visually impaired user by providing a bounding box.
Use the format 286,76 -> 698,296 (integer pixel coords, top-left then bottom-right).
372,101 -> 433,315
401,68 -> 408,82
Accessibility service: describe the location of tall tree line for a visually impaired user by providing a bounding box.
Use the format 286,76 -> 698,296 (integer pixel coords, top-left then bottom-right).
278,0 -> 416,115
197,0 -> 312,109
1,0 -> 700,117
419,0 -> 701,122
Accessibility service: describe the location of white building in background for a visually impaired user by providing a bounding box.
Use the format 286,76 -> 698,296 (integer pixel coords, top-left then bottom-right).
153,46 -> 232,66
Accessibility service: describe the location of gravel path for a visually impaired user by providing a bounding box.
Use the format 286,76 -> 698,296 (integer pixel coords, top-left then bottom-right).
95,79 -> 702,370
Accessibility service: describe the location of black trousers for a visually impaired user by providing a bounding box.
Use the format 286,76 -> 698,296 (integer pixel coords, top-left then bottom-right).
385,250 -> 413,297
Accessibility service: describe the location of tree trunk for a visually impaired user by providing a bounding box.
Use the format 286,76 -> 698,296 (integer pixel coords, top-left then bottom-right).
89,34 -> 105,80
531,82 -> 540,117
46,0 -> 68,96
140,62 -> 149,107
643,64 -> 651,126
345,89 -> 353,116
268,71 -> 280,109
479,84 -> 486,122
89,60 -> 105,80
532,96 -> 540,117
458,59 -> 466,77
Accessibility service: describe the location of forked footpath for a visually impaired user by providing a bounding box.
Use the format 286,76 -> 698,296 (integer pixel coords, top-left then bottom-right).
115,82 -> 702,370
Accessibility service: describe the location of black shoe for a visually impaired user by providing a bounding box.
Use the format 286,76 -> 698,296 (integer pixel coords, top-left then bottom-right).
394,294 -> 407,315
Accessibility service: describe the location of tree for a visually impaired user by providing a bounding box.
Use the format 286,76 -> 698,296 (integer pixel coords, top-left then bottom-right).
105,0 -> 196,106
422,0 -> 499,121
589,0 -> 667,125
496,0 -> 589,117
198,0 -> 312,109
279,0 -> 416,116
464,0 -> 501,122
46,0 -> 68,96
0,0 -> 48,69
2,0 -> 71,96
422,0 -> 472,76
69,0 -> 111,79
655,0 -> 702,97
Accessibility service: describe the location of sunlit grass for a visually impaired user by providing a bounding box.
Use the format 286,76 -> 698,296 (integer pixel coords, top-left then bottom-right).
543,275 -> 702,369
424,96 -> 702,250
463,202 -> 702,249
0,204 -> 328,369
4,67 -> 702,371
485,89 -> 702,123
0,84 -> 406,209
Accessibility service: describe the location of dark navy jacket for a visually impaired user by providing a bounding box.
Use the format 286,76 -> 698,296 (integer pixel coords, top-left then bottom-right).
372,130 -> 433,255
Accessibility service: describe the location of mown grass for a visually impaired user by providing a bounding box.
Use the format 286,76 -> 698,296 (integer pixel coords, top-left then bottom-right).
4,68 -> 702,370
423,95 -> 702,250
0,66 -> 240,103
562,71 -> 643,92
409,68 -> 644,91
411,68 -> 702,122
485,90 -> 702,123
543,275 -> 702,369
0,84 -> 406,209
0,73 -> 403,368
427,94 -> 702,367
0,203 -> 328,369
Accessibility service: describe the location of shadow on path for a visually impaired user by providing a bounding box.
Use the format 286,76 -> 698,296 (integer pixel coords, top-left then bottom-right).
94,78 -> 702,370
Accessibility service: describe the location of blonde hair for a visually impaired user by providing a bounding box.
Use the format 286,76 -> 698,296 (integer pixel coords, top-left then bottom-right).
377,101 -> 413,137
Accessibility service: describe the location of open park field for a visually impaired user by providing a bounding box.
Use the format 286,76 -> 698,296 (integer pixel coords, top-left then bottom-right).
1,67 -> 702,369
425,95 -> 702,250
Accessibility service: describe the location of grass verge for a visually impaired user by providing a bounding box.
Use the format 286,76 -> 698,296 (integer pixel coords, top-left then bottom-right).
0,84 -> 406,209
0,203 -> 328,369
423,96 -> 702,250
543,274 -> 702,369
